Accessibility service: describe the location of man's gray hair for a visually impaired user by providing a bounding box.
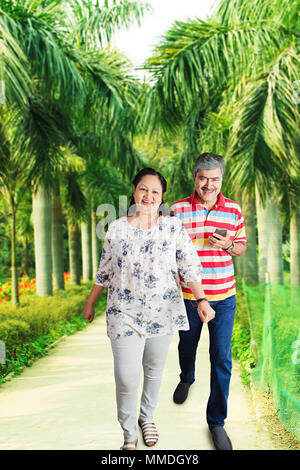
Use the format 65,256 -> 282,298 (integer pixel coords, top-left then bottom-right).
194,152 -> 225,176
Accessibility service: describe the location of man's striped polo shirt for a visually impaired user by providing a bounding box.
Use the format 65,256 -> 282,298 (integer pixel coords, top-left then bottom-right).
172,191 -> 247,301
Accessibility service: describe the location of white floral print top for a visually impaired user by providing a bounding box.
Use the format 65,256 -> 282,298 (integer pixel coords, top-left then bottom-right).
95,216 -> 203,340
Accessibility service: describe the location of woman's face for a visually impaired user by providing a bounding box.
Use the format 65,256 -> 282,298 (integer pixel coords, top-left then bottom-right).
133,174 -> 163,214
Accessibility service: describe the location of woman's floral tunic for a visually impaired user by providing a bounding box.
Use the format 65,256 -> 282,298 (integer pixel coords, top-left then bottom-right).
95,216 -> 203,340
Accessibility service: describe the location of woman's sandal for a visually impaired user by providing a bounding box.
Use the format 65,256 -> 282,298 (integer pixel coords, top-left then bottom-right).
138,421 -> 159,447
120,439 -> 138,450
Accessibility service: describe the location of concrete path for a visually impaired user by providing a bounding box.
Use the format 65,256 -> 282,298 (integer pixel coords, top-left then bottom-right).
0,314 -> 279,450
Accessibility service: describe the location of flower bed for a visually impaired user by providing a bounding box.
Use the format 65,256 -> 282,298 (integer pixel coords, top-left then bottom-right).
0,272 -> 71,303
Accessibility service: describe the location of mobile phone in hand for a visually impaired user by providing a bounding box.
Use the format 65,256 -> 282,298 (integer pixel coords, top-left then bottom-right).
213,228 -> 227,238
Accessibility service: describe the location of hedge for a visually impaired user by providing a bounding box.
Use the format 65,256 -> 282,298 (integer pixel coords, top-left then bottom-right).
0,282 -> 106,383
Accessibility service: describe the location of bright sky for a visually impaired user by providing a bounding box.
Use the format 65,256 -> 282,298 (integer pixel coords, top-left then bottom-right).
111,0 -> 218,78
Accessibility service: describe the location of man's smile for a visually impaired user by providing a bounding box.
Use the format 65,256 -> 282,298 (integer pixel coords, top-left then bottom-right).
201,187 -> 215,193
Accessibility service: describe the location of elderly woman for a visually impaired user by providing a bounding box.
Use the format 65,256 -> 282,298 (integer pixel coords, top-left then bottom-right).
83,168 -> 215,450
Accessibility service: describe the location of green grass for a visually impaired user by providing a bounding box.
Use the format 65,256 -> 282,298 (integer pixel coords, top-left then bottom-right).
232,280 -> 256,385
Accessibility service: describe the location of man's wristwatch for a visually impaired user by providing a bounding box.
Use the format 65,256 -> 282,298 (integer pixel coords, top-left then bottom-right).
225,241 -> 234,253
196,297 -> 208,303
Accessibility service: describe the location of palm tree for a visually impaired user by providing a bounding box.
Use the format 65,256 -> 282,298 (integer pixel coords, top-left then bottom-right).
61,164 -> 86,286
81,207 -> 93,282
18,190 -> 34,278
145,0 -> 300,285
52,178 -> 65,290
0,1 -> 85,296
289,135 -> 300,286
18,98 -> 74,296
1,0 -> 150,297
0,113 -> 32,305
226,44 -> 299,284
290,206 -> 300,286
32,182 -> 53,296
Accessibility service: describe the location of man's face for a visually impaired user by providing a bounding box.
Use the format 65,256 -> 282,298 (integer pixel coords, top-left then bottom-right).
194,167 -> 223,205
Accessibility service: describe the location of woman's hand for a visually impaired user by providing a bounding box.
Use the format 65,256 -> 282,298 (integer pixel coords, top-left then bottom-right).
82,284 -> 105,323
83,301 -> 95,323
197,300 -> 215,323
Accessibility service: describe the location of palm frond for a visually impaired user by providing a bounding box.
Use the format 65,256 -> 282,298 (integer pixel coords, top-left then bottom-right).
60,169 -> 86,222
227,46 -> 300,200
146,18 -> 285,130
78,48 -> 141,120
67,0 -> 152,49
0,11 -> 32,107
217,0 -> 300,33
1,1 -> 86,105
82,156 -> 132,210
7,96 -> 73,187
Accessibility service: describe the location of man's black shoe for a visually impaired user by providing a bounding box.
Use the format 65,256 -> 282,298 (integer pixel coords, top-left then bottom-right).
209,426 -> 233,450
173,381 -> 191,404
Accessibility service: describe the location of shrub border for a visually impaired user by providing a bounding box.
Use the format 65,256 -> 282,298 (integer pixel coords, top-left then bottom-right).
0,287 -> 106,384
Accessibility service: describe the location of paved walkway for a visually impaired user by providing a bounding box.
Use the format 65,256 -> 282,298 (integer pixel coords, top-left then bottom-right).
0,314 -> 279,450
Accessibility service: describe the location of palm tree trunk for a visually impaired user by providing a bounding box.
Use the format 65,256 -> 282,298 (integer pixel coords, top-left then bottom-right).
68,221 -> 81,285
241,192 -> 258,285
266,196 -> 283,285
256,189 -> 268,284
81,213 -> 92,281
21,237 -> 30,277
52,182 -> 65,290
290,207 -> 300,286
91,208 -> 100,279
32,182 -> 53,296
10,198 -> 19,306
233,254 -> 244,279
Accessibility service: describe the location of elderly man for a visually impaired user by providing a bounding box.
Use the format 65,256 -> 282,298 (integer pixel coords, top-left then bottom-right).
171,152 -> 247,450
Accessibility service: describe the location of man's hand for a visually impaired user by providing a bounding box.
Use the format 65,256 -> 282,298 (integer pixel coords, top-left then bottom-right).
197,301 -> 215,323
83,301 -> 95,323
208,231 -> 232,250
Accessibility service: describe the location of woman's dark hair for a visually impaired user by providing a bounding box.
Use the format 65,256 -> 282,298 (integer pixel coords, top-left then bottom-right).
128,168 -> 167,215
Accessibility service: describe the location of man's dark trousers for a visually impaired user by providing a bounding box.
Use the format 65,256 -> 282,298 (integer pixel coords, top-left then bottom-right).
178,295 -> 236,427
